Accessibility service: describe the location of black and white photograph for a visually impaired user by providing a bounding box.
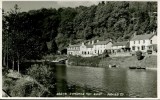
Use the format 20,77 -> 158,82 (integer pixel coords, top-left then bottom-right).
2,0 -> 157,98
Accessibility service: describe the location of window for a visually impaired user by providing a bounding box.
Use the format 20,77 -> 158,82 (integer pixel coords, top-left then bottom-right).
139,40 -> 140,44
141,46 -> 145,50
134,41 -> 135,44
143,40 -> 145,44
132,46 -> 135,50
137,47 -> 140,50
150,40 -> 152,44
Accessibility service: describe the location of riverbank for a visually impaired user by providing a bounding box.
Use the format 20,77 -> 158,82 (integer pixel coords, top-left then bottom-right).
68,55 -> 157,68
2,68 -> 53,97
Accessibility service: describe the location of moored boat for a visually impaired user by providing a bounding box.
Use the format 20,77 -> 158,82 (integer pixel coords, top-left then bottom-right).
129,66 -> 137,69
136,67 -> 146,69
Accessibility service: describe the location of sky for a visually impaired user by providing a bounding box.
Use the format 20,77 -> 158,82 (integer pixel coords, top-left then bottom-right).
2,1 -> 99,12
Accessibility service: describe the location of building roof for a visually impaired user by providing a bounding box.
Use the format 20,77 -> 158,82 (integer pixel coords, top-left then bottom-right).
112,41 -> 129,46
94,40 -> 111,45
86,44 -> 93,48
69,44 -> 81,47
130,33 -> 155,41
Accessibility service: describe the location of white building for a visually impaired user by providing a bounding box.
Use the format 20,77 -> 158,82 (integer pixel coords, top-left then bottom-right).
93,40 -> 112,55
111,41 -> 130,53
80,42 -> 95,57
130,32 -> 157,52
67,39 -> 113,57
67,44 -> 81,56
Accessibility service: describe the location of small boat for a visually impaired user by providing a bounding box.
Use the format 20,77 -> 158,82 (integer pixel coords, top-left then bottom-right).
136,67 -> 146,69
109,64 -> 117,68
129,66 -> 137,69
112,64 -> 116,67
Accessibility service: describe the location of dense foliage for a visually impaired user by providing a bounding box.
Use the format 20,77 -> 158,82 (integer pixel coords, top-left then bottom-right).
27,64 -> 56,96
3,2 -> 157,67
136,51 -> 143,60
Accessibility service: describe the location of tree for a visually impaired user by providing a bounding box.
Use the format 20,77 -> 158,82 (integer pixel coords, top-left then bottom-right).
51,40 -> 58,54
136,51 -> 143,60
2,9 -> 8,68
3,4 -> 21,71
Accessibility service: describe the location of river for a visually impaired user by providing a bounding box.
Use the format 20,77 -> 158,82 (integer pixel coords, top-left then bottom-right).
55,64 -> 157,98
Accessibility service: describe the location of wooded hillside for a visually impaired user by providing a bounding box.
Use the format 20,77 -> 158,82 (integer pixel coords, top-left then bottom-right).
3,1 -> 157,61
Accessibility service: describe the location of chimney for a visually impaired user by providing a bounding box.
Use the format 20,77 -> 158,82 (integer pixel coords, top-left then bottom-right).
97,40 -> 99,43
134,32 -> 137,36
82,42 -> 84,45
88,41 -> 90,45
109,38 -> 112,42
92,40 -> 94,44
152,31 -> 155,34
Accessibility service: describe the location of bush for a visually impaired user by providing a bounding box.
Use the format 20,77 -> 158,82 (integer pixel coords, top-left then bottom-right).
27,64 -> 56,96
147,50 -> 152,54
10,78 -> 45,97
101,50 -> 109,58
136,51 -> 143,60
3,77 -> 15,95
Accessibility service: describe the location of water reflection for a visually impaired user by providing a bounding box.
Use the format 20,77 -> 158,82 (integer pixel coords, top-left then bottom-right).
66,66 -> 104,88
103,68 -> 128,96
126,69 -> 157,97
55,64 -> 66,90
64,65 -> 156,97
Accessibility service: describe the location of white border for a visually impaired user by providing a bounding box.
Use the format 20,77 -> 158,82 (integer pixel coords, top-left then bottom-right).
0,0 -> 2,98
157,0 -> 159,99
0,0 -> 159,99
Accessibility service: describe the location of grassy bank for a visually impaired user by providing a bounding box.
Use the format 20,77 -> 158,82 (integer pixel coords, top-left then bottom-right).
68,55 -> 157,68
68,56 -> 101,67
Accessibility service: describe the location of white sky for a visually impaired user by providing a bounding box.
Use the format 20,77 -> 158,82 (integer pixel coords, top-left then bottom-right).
2,1 -> 99,12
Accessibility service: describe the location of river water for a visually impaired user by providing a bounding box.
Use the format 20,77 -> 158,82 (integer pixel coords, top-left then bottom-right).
55,64 -> 157,98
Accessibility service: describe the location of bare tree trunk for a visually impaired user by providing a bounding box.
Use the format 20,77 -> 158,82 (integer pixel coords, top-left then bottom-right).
6,49 -> 8,69
17,59 -> 19,73
17,52 -> 20,73
12,58 -> 14,70
3,39 -> 7,67
3,55 -> 6,67
6,33 -> 9,69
